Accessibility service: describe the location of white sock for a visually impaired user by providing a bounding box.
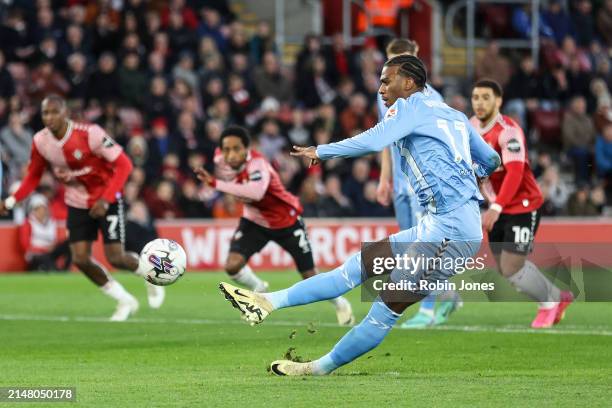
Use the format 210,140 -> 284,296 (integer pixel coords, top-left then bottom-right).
507,260 -> 561,308
232,265 -> 267,292
133,253 -> 148,277
328,296 -> 348,307
101,280 -> 135,303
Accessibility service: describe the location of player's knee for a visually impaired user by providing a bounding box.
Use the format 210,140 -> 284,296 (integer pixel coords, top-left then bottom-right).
72,253 -> 92,270
500,261 -> 525,278
107,254 -> 126,269
225,258 -> 243,276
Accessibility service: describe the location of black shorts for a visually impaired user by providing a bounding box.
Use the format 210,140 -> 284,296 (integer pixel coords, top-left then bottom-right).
67,200 -> 125,244
229,217 -> 315,273
488,209 -> 541,255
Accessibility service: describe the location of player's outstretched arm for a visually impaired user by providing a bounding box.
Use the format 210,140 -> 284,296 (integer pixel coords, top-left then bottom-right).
313,99 -> 416,161
194,160 -> 271,202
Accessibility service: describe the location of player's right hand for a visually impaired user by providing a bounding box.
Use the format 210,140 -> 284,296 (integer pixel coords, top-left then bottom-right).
376,179 -> 392,206
194,166 -> 216,187
290,146 -> 319,167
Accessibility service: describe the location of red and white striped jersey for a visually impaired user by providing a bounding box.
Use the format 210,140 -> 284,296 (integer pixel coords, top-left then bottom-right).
14,121 -> 127,209
470,114 -> 543,214
214,148 -> 303,229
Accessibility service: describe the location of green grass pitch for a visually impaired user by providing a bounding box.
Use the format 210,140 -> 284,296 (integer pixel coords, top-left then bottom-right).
1,271 -> 611,407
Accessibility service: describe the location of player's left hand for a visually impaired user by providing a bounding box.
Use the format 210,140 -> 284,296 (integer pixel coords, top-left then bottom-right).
194,166 -> 216,187
89,199 -> 109,219
481,208 -> 501,232
290,146 -> 319,167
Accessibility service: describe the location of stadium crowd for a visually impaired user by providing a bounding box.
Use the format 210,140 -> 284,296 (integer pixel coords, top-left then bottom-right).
0,0 -> 610,224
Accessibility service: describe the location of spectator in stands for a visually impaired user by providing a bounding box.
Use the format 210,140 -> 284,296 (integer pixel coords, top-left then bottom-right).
300,175 -> 324,217
178,178 -> 207,218
249,21 -> 276,65
343,158 -> 371,213
146,179 -> 183,219
504,55 -> 540,127
253,51 -> 292,103
512,4 -> 554,41
542,0 -> 574,46
297,54 -> 336,108
0,112 -> 33,184
361,181 -> 394,217
167,10 -> 197,54
0,51 -> 16,101
339,93 -> 376,137
118,52 -> 147,108
66,53 -> 90,103
595,124 -> 612,199
197,8 -> 226,52
538,165 -> 571,215
597,0 -> 612,48
566,182 -> 600,215
19,194 -> 70,271
475,41 -> 511,88
562,95 -> 596,182
88,52 -> 121,104
28,59 -> 69,105
327,33 -> 354,85
144,76 -> 173,120
572,0 -> 595,47
257,118 -> 286,162
317,175 -> 354,217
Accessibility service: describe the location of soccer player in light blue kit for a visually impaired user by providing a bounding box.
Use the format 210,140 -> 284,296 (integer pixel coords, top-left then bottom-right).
375,39 -> 462,329
219,55 -> 500,376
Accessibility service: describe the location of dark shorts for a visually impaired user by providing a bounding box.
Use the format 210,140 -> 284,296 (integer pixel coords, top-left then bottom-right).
229,217 -> 315,273
67,200 -> 126,244
488,209 -> 541,255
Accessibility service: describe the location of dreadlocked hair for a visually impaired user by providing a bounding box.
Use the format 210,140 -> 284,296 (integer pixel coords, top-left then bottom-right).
384,55 -> 427,89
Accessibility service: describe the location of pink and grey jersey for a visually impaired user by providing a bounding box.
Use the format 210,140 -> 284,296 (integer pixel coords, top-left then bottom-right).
214,148 -> 303,229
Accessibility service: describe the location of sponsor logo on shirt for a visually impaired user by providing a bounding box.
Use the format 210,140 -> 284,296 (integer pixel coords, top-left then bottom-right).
73,149 -> 83,160
506,138 -> 522,153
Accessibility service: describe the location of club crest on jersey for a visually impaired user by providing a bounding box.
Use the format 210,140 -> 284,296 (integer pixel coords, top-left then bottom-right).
385,108 -> 397,119
73,149 -> 83,160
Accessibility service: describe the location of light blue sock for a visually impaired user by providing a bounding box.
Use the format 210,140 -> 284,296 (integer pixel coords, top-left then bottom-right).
312,300 -> 401,375
419,292 -> 436,315
264,252 -> 362,310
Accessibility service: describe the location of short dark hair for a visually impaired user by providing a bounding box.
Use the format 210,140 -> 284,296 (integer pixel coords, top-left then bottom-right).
473,79 -> 503,97
384,55 -> 427,88
42,94 -> 67,109
220,125 -> 251,147
386,38 -> 418,56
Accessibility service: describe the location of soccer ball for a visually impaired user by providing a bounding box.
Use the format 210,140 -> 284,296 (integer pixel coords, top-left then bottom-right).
140,238 -> 187,286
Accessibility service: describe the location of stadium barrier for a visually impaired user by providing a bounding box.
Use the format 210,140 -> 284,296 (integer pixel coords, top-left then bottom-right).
1,218 -> 611,272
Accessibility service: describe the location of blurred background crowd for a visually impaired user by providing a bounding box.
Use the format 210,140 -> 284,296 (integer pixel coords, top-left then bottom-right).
0,0 -> 610,228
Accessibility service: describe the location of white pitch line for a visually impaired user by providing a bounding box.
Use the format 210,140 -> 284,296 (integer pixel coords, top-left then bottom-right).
1,314 -> 612,337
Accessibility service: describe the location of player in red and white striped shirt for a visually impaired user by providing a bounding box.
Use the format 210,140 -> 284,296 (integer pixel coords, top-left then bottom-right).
195,126 -> 354,325
471,80 -> 573,328
0,95 -> 164,321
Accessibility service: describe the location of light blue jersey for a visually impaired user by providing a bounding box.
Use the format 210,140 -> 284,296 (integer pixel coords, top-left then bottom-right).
377,85 -> 442,229
318,91 -> 500,216
377,84 -> 442,198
